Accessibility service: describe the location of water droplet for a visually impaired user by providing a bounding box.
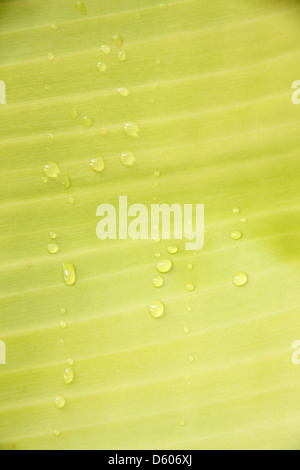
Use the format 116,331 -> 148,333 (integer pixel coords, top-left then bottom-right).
43,161 -> 61,179
62,263 -> 76,286
48,132 -> 55,139
154,238 -> 161,244
60,321 -> 67,329
82,116 -> 93,127
120,152 -> 135,167
71,107 -> 79,119
154,252 -> 161,258
149,300 -> 165,319
41,176 -> 48,184
68,196 -> 75,205
124,122 -> 140,138
101,45 -> 111,54
188,355 -> 194,363
180,420 -> 186,427
75,1 -> 87,15
89,155 -> 105,173
54,429 -> 60,437
55,395 -> 66,409
231,231 -> 243,240
48,52 -> 54,60
99,127 -> 108,136
97,61 -> 107,72
50,231 -> 57,239
59,339 -> 65,345
186,283 -> 195,292
233,207 -> 240,214
154,170 -> 161,177
51,24 -> 58,31
159,3 -> 168,11
64,367 -> 75,385
60,174 -> 71,190
184,326 -> 190,335
48,243 -> 59,255
241,217 -> 248,223
186,306 -> 192,312
112,34 -> 123,46
118,50 -> 127,61
187,264 -> 193,271
156,259 -> 172,273
60,307 -> 66,315
167,246 -> 178,254
233,272 -> 248,287
67,358 -> 74,366
152,276 -> 164,288
117,87 -> 129,97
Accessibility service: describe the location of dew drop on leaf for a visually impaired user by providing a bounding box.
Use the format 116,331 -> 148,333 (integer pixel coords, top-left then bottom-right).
149,300 -> 165,319
233,272 -> 248,287
156,259 -> 172,273
62,263 -> 76,286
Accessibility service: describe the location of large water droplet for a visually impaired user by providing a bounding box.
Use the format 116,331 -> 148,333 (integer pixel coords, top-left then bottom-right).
120,152 -> 135,167
55,395 -> 66,409
62,263 -> 76,286
48,243 -> 59,255
124,122 -> 140,137
231,231 -> 243,240
89,156 -> 105,173
233,272 -> 248,287
152,276 -> 164,288
149,300 -> 165,319
75,1 -> 87,15
156,259 -> 172,273
43,161 -> 61,179
64,367 -> 75,385
112,34 -> 123,46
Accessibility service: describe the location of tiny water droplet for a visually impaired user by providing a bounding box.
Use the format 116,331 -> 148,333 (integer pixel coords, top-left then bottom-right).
68,196 -> 75,205
149,300 -> 165,319
48,243 -> 59,255
155,252 -> 161,258
41,176 -> 48,184
186,283 -> 195,292
154,238 -> 161,244
120,152 -> 135,167
186,306 -> 192,312
101,45 -> 111,54
89,155 -> 105,173
156,259 -> 172,273
159,3 -> 168,11
188,355 -> 195,363
48,52 -> 54,60
241,217 -> 248,223
60,174 -> 71,190
180,420 -> 186,427
75,1 -> 87,15
232,207 -> 240,214
233,272 -> 248,287
231,231 -> 243,240
60,321 -> 66,329
117,87 -> 129,97
55,395 -> 66,409
167,246 -> 178,254
124,122 -> 140,137
71,107 -> 79,119
67,358 -> 74,366
54,429 -> 60,437
184,326 -> 190,335
59,339 -> 65,345
152,276 -> 164,288
60,307 -> 66,315
118,50 -> 127,61
82,116 -> 93,127
51,24 -> 58,31
49,231 -> 57,239
187,264 -> 193,271
112,34 -> 123,46
97,61 -> 107,72
48,132 -> 55,139
64,367 -> 75,385
99,127 -> 108,136
62,263 -> 76,286
154,170 -> 161,177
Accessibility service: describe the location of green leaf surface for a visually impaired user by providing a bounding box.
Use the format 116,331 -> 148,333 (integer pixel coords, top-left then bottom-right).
0,0 -> 300,450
